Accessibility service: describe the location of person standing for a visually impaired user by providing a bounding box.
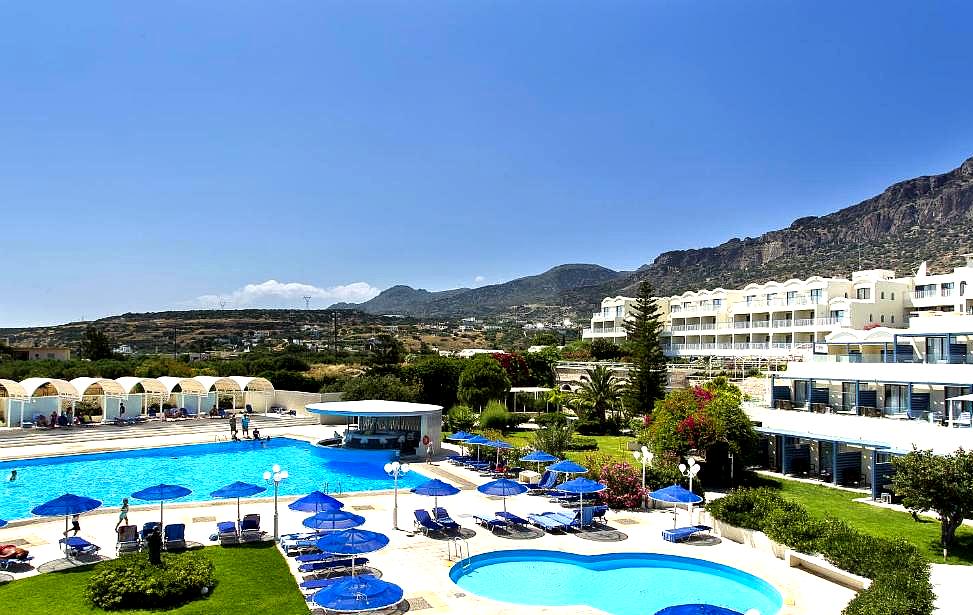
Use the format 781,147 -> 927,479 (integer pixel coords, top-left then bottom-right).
115,498 -> 130,530
8,469 -> 16,482
229,415 -> 238,440
241,414 -> 250,438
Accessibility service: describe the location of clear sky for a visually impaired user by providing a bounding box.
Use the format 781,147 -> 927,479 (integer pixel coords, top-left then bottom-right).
2,1 -> 972,327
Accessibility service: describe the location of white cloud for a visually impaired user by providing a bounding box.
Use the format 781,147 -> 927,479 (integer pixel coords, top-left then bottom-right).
474,275 -> 486,283
193,280 -> 381,308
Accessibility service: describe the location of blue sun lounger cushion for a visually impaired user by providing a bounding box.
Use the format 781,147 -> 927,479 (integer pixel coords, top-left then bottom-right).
413,510 -> 445,535
297,557 -> 369,574
662,525 -> 712,543
527,512 -> 570,532
495,511 -> 529,527
60,536 -> 100,557
164,523 -> 186,550
431,507 -> 461,530
473,515 -> 508,533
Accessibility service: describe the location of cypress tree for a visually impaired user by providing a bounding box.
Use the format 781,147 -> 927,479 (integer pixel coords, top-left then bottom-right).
623,280 -> 667,415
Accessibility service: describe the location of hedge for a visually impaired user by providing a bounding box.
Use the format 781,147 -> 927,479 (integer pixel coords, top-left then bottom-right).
707,489 -> 935,615
85,551 -> 216,610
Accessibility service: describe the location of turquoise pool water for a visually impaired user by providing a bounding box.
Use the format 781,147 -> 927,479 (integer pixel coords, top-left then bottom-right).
0,437 -> 427,521
451,550 -> 782,615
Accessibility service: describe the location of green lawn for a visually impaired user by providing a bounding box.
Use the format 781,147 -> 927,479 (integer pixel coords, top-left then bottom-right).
0,543 -> 308,614
502,430 -> 638,463
761,476 -> 973,565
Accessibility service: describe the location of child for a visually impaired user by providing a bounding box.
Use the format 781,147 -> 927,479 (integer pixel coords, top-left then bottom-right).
115,498 -> 129,530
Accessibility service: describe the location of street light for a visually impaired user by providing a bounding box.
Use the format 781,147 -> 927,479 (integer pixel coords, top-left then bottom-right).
679,457 -> 701,525
384,460 -> 411,530
262,463 -> 288,540
632,445 -> 653,508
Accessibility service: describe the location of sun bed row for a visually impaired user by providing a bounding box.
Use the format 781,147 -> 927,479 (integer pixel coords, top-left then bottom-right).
215,514 -> 263,544
116,522 -> 187,553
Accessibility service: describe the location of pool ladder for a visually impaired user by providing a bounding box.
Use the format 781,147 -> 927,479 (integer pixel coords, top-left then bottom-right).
322,481 -> 344,496
447,536 -> 470,566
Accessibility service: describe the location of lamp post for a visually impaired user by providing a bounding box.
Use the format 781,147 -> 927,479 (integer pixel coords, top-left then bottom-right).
262,464 -> 288,540
384,460 -> 411,530
679,457 -> 701,524
632,445 -> 653,508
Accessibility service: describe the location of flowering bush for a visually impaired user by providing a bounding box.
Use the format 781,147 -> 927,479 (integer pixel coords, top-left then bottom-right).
596,461 -> 646,509
676,413 -> 717,450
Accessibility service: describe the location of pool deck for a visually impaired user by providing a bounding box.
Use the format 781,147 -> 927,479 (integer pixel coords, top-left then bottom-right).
0,425 -> 966,614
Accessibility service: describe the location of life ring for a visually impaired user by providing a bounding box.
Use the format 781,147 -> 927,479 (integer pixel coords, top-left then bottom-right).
421,435 -> 430,446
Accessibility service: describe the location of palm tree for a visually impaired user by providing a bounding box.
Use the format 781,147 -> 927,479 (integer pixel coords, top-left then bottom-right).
571,366 -> 620,426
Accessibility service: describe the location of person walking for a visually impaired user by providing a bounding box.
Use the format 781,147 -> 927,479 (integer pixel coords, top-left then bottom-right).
241,414 -> 250,438
115,498 -> 130,530
229,415 -> 238,440
64,513 -> 81,537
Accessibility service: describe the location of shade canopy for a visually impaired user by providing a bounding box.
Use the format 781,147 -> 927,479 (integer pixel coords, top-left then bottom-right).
447,431 -> 475,441
547,460 -> 587,474
520,451 -> 558,463
411,479 -> 460,498
315,529 -> 390,555
465,435 -> 490,445
655,605 -> 743,615
0,519 -> 8,528
306,400 -> 442,418
302,510 -> 366,531
32,493 -> 102,517
131,484 -> 192,501
557,477 -> 606,494
477,478 -> 528,498
210,481 -> 266,499
311,575 -> 404,613
485,440 -> 513,449
649,485 -> 703,505
289,491 -> 344,512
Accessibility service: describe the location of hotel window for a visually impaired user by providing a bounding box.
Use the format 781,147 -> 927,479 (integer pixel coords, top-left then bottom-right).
616,306 -> 624,317
809,288 -> 823,303
713,298 -> 722,308
880,315 -> 885,323
786,291 -> 797,305
884,384 -> 907,415
746,295 -> 755,306
926,336 -> 948,363
841,382 -> 855,411
942,282 -> 955,297
946,386 -> 972,414
880,291 -> 885,299
856,288 -> 871,300
683,302 -> 691,309
961,282 -> 967,296
765,293 -> 777,303
891,292 -> 895,299
891,315 -> 895,323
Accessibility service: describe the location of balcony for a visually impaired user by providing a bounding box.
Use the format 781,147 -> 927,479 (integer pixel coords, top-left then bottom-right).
669,323 -> 717,332
914,289 -> 937,299
733,296 -> 824,310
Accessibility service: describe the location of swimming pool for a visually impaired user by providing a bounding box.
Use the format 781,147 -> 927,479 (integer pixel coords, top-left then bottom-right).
0,438 -> 428,521
450,550 -> 782,615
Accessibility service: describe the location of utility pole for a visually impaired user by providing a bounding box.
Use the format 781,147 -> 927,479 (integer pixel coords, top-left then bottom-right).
332,311 -> 339,354
303,296 -> 312,310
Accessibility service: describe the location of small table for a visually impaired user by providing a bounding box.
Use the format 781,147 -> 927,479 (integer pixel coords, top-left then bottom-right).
519,470 -> 540,484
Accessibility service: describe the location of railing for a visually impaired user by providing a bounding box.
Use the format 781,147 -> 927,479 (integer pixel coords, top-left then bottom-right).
733,296 -> 824,309
772,320 -> 794,327
914,289 -> 937,299
751,321 -> 771,328
733,321 -> 750,329
668,342 -> 813,353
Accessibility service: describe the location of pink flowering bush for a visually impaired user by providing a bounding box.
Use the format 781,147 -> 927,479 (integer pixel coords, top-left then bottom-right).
596,461 -> 646,509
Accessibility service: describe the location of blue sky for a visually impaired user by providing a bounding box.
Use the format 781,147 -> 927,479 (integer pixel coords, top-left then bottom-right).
2,1 -> 972,326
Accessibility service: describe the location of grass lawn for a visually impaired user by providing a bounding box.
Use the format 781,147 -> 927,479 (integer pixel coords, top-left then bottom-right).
501,430 -> 637,464
760,475 -> 973,565
0,543 -> 307,614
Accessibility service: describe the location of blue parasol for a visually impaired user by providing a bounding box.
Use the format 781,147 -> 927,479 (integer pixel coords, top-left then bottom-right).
315,529 -> 390,577
447,431 -> 474,441
649,484 -> 704,528
520,450 -> 558,463
210,481 -> 266,528
311,574 -> 404,613
131,483 -> 192,526
547,460 -> 587,474
0,519 -> 6,528
31,493 -> 102,535
557,477 -> 606,521
465,435 -> 490,460
477,478 -> 528,511
485,439 -> 513,465
289,491 -> 344,512
302,509 -> 366,531
655,605 -> 743,615
411,478 -> 460,509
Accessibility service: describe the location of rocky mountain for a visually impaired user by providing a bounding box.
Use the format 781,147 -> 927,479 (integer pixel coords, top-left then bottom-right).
331,264 -> 627,317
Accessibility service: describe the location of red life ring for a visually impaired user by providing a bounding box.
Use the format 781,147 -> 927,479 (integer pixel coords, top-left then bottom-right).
421,435 -> 430,446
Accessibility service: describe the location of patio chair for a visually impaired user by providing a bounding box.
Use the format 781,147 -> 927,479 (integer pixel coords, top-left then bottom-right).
239,514 -> 262,540
60,536 -> 101,557
116,525 -> 142,554
164,523 -> 187,550
525,471 -> 557,493
473,514 -> 509,534
495,511 -> 529,527
0,545 -> 34,570
546,507 -> 595,529
280,531 -> 323,555
216,520 -> 238,544
432,507 -> 461,531
591,505 -> 609,522
955,412 -> 973,428
140,521 -> 161,541
413,509 -> 445,535
661,525 -> 712,543
527,512 -> 571,532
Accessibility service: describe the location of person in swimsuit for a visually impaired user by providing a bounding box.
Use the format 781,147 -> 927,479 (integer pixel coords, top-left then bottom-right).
115,498 -> 129,530
64,513 -> 81,537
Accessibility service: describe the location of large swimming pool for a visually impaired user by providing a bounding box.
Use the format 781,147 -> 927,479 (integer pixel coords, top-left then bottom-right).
0,437 -> 427,521
451,550 -> 782,615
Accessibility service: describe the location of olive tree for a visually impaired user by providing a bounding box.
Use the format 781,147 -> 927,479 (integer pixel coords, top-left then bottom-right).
892,447 -> 973,549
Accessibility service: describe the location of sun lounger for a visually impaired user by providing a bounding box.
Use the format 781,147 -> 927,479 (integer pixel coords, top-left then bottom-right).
495,511 -> 529,527
414,509 -> 446,535
280,532 -> 322,555
297,557 -> 369,574
164,523 -> 186,550
524,471 -> 557,493
473,514 -> 508,533
0,545 -> 33,571
527,512 -> 571,532
432,507 -> 461,531
662,525 -> 712,543
140,521 -> 161,541
60,536 -> 101,557
591,505 -> 609,521
217,520 -> 238,544
447,455 -> 472,465
239,514 -> 263,540
547,507 -> 595,529
116,525 -> 142,554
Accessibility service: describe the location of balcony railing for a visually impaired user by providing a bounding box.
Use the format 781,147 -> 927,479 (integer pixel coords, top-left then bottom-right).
733,296 -> 824,310
914,289 -> 937,299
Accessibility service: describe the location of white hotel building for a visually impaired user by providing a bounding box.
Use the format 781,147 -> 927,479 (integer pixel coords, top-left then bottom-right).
582,260 -> 973,359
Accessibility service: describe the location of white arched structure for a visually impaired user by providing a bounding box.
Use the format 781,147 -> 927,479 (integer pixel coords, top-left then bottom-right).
157,377 -> 207,416
0,379 -> 28,428
20,378 -> 80,426
116,377 -> 168,418
193,376 -> 242,414
230,376 -> 275,413
70,377 -> 127,424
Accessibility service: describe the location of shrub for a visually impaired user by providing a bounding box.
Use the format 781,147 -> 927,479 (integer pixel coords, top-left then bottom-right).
478,402 -> 517,433
446,405 -> 475,432
566,436 -> 598,451
536,412 -> 568,428
762,506 -> 824,554
574,418 -> 604,436
597,461 -> 646,509
705,488 -> 788,530
85,552 -> 215,610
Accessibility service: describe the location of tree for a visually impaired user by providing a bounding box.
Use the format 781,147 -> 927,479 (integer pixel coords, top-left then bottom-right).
530,419 -> 575,460
892,448 -> 973,549
530,331 -> 561,347
407,356 -> 463,409
571,365 -> 621,426
623,280 -> 667,416
457,354 -> 511,410
341,374 -> 420,402
590,338 -> 622,361
79,326 -> 114,361
368,333 -> 405,366
524,347 -> 560,387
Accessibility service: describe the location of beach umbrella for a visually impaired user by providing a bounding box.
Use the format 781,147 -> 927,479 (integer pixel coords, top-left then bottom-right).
289,490 -> 344,512
485,439 -> 513,466
311,574 -> 404,613
31,493 -> 102,535
655,605 -> 745,615
447,431 -> 475,455
315,529 -> 390,577
210,481 -> 266,528
547,460 -> 587,475
465,435 -> 490,460
411,478 -> 460,509
131,483 -> 192,527
0,519 -> 6,528
302,509 -> 366,531
477,478 -> 528,511
558,477 -> 606,523
520,450 -> 558,473
649,484 -> 703,528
